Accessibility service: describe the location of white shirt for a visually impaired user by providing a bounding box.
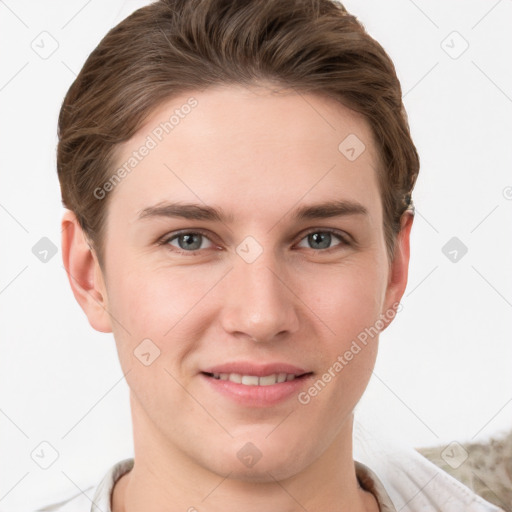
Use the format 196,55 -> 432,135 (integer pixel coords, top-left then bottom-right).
35,449 -> 505,512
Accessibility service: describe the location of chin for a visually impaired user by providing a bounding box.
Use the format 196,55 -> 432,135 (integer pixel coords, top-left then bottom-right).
200,436 -> 309,483
216,458 -> 303,484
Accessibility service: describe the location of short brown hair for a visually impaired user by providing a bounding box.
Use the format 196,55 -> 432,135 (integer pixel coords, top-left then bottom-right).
57,0 -> 419,268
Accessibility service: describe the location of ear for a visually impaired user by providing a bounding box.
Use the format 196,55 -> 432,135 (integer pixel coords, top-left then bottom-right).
381,211 -> 414,327
61,210 -> 112,333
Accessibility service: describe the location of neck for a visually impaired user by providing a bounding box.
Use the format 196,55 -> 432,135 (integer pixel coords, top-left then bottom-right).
112,394 -> 378,512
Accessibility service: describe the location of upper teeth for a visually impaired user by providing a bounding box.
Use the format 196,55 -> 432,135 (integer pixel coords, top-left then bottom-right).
211,373 -> 296,385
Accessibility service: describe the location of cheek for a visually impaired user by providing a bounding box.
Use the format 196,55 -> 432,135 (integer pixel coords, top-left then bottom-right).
107,261 -> 215,336
303,257 -> 387,343
105,260 -> 229,379
293,262 -> 384,424
105,265 -> 206,412
296,257 -> 386,397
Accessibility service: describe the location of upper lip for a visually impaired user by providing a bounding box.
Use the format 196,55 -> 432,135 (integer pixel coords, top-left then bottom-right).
201,361 -> 310,377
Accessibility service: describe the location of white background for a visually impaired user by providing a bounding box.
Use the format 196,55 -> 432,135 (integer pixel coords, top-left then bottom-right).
1,0 -> 511,510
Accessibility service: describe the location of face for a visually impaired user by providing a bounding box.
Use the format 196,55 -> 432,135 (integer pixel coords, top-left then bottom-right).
68,84 -> 410,482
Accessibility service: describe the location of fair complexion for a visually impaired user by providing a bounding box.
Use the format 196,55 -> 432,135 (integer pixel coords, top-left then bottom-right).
62,83 -> 413,511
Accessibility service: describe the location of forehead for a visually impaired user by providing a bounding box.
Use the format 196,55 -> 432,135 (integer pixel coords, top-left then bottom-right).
108,84 -> 382,226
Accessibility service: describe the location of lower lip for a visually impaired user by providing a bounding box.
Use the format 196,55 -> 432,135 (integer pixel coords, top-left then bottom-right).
200,373 -> 313,407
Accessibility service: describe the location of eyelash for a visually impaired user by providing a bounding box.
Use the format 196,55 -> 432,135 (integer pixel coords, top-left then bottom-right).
157,228 -> 352,256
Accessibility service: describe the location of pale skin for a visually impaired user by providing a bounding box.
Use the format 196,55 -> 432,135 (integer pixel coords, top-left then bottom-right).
61,83 -> 413,511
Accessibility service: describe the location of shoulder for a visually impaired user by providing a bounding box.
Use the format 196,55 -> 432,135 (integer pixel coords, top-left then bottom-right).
355,435 -> 505,511
418,432 -> 512,508
32,458 -> 134,512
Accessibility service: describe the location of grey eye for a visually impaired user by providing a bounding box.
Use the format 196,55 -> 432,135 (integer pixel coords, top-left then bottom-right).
296,231 -> 344,250
168,232 -> 213,251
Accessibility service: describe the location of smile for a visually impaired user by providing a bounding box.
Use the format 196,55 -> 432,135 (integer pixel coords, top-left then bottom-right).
204,372 -> 299,385
200,367 -> 313,407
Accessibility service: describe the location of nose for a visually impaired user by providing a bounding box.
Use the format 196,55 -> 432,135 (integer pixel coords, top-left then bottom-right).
219,250 -> 300,344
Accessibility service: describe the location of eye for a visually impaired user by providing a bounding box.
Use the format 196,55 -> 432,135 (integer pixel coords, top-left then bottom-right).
161,231 -> 215,253
296,229 -> 348,251
159,228 -> 350,255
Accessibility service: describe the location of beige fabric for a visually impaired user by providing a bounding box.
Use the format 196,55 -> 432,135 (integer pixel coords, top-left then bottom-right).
418,432 -> 512,511
356,460 -> 397,511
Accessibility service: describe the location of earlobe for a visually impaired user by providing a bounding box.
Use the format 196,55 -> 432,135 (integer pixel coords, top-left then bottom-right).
61,210 -> 113,333
382,211 -> 414,325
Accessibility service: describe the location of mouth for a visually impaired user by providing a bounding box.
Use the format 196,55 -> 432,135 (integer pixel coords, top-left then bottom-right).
201,371 -> 311,386
199,362 -> 314,407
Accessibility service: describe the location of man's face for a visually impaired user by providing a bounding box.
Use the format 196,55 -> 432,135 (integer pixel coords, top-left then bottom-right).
91,84 -> 406,480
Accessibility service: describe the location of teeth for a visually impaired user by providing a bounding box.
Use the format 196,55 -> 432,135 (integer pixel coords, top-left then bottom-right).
209,372 -> 298,385
259,374 -> 278,386
241,375 -> 259,386
228,373 -> 242,384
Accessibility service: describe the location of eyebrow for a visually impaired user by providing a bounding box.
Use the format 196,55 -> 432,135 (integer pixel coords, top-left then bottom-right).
137,199 -> 368,223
